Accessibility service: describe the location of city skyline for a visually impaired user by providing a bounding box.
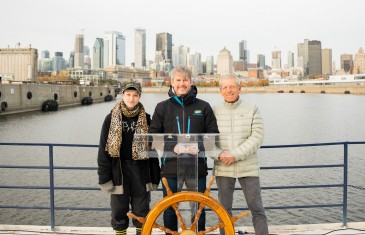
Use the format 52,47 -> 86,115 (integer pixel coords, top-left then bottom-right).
1,0 -> 365,68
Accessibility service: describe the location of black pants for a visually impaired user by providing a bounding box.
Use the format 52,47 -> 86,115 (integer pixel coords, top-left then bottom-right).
110,160 -> 150,231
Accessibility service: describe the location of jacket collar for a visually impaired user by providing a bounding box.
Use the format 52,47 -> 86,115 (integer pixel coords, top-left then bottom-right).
168,85 -> 198,106
224,96 -> 241,109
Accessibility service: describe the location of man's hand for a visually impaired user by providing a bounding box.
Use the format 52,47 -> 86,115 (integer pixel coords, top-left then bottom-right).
174,143 -> 199,155
219,150 -> 236,165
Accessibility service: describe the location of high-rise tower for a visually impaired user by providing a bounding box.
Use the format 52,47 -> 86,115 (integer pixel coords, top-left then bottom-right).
93,38 -> 104,69
155,32 -> 172,63
74,34 -> 84,68
104,31 -> 126,67
134,28 -> 146,68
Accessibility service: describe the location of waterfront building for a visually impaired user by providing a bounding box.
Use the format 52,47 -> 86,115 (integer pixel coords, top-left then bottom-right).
322,48 -> 332,75
272,50 -> 281,69
257,54 -> 265,70
206,56 -> 214,75
340,54 -> 353,73
239,40 -> 249,71
0,45 -> 38,82
353,48 -> 365,74
217,47 -> 233,75
103,65 -> 150,83
74,34 -> 84,69
155,32 -> 172,63
104,31 -> 126,67
134,28 -> 146,68
93,38 -> 104,69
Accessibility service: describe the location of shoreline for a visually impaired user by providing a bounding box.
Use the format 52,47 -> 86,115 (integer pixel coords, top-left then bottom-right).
143,85 -> 365,95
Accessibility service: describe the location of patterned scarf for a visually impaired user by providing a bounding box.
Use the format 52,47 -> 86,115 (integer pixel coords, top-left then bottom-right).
105,101 -> 149,160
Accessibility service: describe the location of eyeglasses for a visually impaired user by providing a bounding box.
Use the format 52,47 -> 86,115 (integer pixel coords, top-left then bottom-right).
221,85 -> 239,91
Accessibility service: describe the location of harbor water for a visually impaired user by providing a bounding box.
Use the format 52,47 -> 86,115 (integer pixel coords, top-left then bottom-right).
0,92 -> 365,228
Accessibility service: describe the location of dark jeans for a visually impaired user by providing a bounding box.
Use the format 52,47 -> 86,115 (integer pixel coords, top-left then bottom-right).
110,160 -> 150,231
162,176 -> 206,234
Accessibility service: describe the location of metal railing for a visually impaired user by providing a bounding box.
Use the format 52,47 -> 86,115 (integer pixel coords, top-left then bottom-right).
1,141 -> 364,230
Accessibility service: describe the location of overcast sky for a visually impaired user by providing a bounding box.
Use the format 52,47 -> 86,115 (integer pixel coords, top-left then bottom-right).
1,0 -> 364,68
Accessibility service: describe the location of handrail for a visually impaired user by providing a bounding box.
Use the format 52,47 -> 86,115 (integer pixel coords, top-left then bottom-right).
1,141 -> 364,230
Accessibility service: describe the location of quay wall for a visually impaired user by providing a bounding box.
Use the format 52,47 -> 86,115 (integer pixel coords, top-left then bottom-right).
0,84 -> 116,115
144,85 -> 365,95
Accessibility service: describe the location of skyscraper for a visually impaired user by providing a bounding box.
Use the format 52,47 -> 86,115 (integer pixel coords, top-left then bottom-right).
104,31 -> 126,67
298,39 -> 322,75
172,45 -> 189,66
308,40 -> 322,75
272,51 -> 281,69
341,54 -> 354,73
287,51 -> 294,68
41,50 -> 50,59
93,38 -> 104,69
257,54 -> 265,70
297,39 -> 309,73
322,48 -> 332,75
53,52 -> 66,73
74,34 -> 84,68
354,47 -> 365,74
217,47 -> 233,75
155,32 -> 172,63
206,56 -> 214,75
134,28 -> 146,68
239,40 -> 249,70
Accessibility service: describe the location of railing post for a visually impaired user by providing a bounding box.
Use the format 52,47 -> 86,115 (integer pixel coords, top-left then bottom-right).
342,142 -> 348,227
49,145 -> 56,230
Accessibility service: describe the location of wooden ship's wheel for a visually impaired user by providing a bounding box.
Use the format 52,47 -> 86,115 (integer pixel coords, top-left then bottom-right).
128,177 -> 249,235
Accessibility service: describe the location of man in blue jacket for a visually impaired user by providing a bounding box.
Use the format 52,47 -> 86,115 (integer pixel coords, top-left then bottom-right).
149,65 -> 219,234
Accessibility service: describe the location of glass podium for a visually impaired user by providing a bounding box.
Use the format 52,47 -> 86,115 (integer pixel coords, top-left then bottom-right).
131,133 -> 248,234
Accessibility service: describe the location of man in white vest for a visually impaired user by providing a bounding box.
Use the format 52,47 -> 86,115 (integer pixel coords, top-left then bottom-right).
213,74 -> 269,235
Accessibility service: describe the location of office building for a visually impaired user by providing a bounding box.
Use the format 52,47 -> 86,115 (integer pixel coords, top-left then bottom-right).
134,28 -> 146,68
206,56 -> 214,75
93,38 -> 104,69
239,40 -> 249,70
257,54 -> 265,70
74,34 -> 84,68
354,47 -> 365,74
272,50 -> 281,69
287,51 -> 294,68
155,32 -> 172,63
308,40 -> 322,75
104,31 -> 126,67
217,47 -> 233,75
298,39 -> 322,75
340,54 -> 353,73
322,48 -> 332,75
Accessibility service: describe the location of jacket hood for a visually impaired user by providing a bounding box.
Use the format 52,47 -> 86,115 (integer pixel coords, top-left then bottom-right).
168,85 -> 198,106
